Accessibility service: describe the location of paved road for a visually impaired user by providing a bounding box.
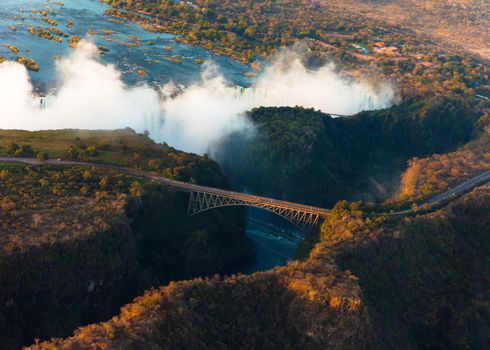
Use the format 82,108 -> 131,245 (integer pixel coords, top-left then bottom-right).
388,169 -> 490,216
0,157 -> 330,216
426,170 -> 490,205
1,157 -> 488,217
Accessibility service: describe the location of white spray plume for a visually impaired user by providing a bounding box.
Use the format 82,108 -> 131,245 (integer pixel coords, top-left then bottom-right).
248,50 -> 394,114
0,40 -> 396,154
0,41 -> 159,131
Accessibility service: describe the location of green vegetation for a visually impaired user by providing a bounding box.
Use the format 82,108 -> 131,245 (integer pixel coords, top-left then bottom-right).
28,25 -> 64,43
27,183 -> 490,350
0,128 -> 228,187
396,125 -> 490,202
15,56 -> 39,72
336,187 -> 490,349
324,0 -> 490,61
0,130 -> 253,349
4,44 -> 19,53
104,0 -> 489,100
67,35 -> 80,48
126,183 -> 254,282
0,165 -> 148,349
1,1 -> 488,348
217,97 -> 482,206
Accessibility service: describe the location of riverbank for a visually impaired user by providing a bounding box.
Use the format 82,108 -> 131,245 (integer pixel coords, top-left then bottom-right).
105,8 -> 255,65
0,0 -> 251,87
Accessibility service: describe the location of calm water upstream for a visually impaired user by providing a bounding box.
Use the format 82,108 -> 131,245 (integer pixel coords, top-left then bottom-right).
0,0 -> 303,272
0,0 -> 250,87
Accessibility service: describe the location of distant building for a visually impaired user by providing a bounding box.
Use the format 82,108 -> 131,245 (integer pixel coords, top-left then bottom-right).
352,44 -> 369,54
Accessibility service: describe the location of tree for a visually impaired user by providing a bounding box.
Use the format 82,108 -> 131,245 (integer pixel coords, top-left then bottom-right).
36,152 -> 48,161
0,197 -> 16,212
82,171 -> 92,181
15,144 -> 34,157
86,145 -> 98,157
0,169 -> 10,181
244,26 -> 256,37
66,146 -> 79,160
6,142 -> 19,155
32,213 -> 43,228
99,176 -> 109,189
129,181 -> 142,197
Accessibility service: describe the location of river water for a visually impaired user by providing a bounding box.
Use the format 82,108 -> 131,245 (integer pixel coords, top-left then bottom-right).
0,0 -> 250,87
0,0 -> 302,272
244,209 -> 304,273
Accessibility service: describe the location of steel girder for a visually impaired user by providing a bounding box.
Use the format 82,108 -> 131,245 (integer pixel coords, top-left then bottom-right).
187,191 -> 321,234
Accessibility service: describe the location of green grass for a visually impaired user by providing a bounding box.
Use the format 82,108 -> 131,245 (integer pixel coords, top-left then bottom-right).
0,128 -> 228,187
0,128 -> 170,160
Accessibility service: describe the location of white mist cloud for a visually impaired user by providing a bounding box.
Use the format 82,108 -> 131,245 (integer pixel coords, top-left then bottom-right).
248,52 -> 394,115
0,41 -> 159,131
0,40 -> 396,155
158,53 -> 395,153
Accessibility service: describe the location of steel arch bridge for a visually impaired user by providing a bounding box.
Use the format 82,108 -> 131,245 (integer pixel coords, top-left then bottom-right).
186,190 -> 329,234
0,157 -> 331,234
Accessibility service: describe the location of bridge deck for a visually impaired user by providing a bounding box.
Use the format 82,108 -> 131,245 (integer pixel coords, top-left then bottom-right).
0,157 -> 331,216
149,177 -> 330,215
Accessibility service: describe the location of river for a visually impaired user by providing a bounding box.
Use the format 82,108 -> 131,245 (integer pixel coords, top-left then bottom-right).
0,0 -> 250,87
0,0 -> 303,273
244,209 -> 304,273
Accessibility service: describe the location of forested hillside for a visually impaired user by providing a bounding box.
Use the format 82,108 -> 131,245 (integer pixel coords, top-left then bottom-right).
1,98 -> 487,350
28,183 -> 490,349
0,128 -> 228,187
0,130 -> 253,349
216,97 -> 483,206
396,123 -> 490,202
1,0 -> 489,348
336,187 -> 490,348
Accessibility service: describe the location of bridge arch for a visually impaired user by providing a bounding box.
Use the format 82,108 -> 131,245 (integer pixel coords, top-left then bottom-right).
187,190 -> 324,234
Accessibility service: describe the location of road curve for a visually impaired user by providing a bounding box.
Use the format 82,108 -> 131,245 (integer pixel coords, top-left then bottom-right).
0,157 -> 331,216
387,169 -> 490,216
426,170 -> 490,206
1,157 -> 488,217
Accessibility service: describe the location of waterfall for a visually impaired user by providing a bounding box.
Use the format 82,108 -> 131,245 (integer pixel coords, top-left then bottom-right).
33,95 -> 55,109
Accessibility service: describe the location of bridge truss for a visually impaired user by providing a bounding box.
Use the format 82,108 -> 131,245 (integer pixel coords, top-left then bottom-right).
0,157 -> 330,235
187,190 -> 324,234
